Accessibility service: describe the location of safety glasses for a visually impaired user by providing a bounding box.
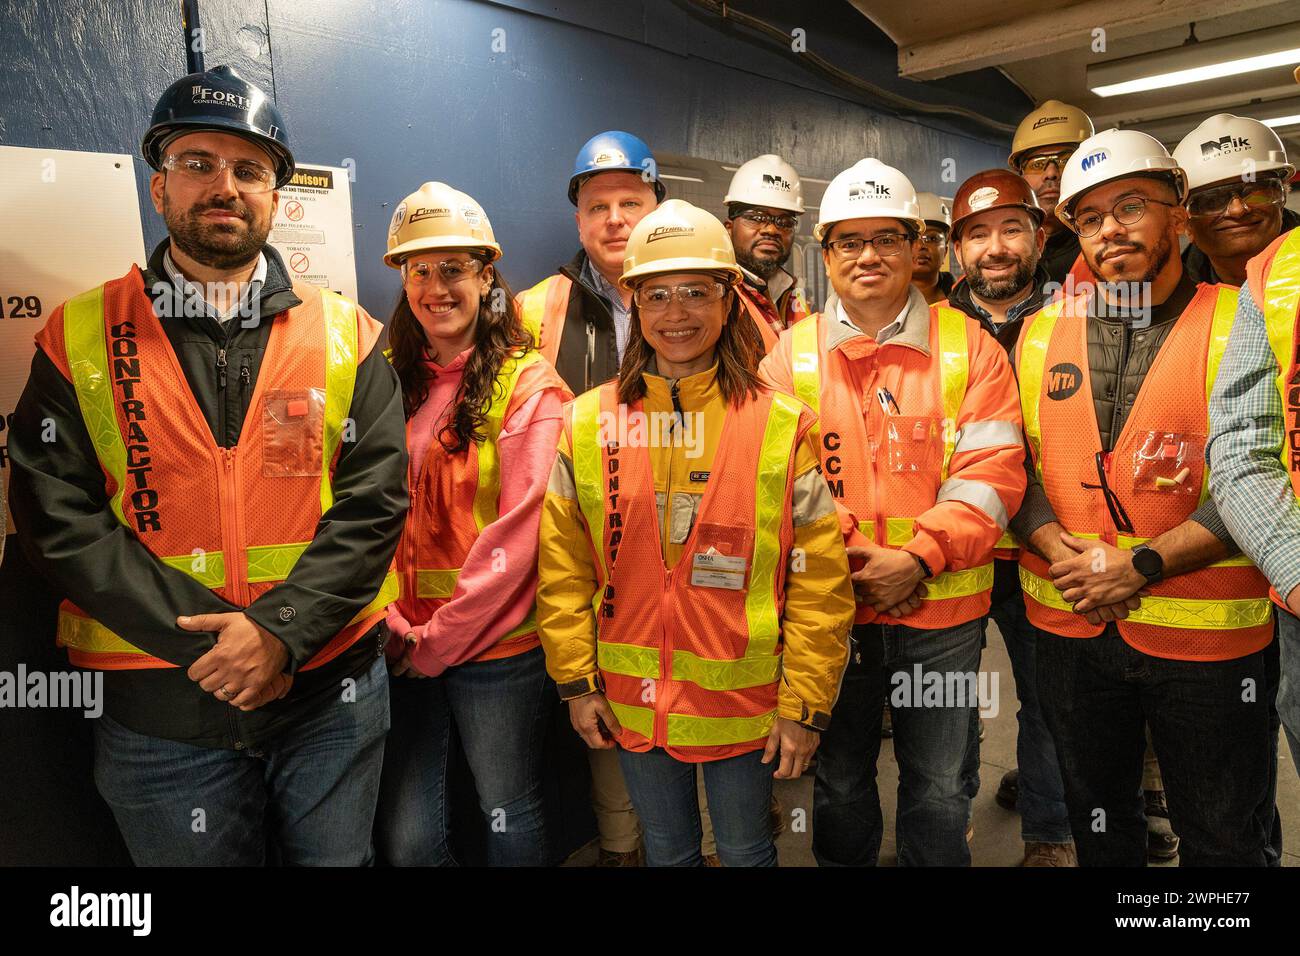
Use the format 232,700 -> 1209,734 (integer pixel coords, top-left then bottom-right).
1187,178 -> 1286,220
1020,149 -> 1076,175
162,151 -> 276,194
1081,450 -> 1134,535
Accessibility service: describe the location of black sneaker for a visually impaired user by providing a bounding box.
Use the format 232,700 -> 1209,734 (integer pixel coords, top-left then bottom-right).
996,768 -> 1019,812
1145,789 -> 1180,861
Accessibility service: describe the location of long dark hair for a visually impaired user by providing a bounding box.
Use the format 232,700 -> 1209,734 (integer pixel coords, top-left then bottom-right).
387,258 -> 531,453
617,280 -> 764,406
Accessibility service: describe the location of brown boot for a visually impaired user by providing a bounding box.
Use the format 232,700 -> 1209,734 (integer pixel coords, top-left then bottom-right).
1021,841 -> 1078,867
1145,789 -> 1180,861
596,846 -> 644,867
702,853 -> 723,867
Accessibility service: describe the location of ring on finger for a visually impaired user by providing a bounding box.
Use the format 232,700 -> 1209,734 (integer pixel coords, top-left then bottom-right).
217,685 -> 235,700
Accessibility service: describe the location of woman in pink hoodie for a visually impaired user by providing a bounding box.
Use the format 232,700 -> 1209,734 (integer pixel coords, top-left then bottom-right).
373,182 -> 570,866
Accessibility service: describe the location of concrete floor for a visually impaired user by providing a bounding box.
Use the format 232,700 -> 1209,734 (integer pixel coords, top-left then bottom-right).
567,619 -> 1300,866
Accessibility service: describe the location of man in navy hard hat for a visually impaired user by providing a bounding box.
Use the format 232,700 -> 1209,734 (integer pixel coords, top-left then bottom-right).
516,130 -> 665,394
8,65 -> 409,865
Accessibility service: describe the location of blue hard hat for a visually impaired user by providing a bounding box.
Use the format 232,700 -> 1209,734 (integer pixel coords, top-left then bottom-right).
142,65 -> 295,188
567,130 -> 665,205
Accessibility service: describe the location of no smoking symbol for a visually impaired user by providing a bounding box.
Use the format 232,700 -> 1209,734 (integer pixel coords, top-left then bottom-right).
290,253 -> 310,274
285,201 -> 305,221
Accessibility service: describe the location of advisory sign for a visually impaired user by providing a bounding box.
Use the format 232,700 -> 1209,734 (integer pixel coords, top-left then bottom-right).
269,164 -> 358,302
0,145 -> 146,528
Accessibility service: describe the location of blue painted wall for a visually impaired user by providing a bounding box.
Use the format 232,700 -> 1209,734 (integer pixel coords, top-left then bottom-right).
1,0 -> 1029,317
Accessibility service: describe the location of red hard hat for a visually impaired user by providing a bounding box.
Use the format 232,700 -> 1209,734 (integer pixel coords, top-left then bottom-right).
950,169 -> 1044,241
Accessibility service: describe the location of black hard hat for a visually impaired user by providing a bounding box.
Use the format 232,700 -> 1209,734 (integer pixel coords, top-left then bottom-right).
141,65 -> 295,188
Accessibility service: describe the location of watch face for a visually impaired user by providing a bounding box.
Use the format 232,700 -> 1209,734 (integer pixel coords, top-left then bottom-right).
1133,547 -> 1162,577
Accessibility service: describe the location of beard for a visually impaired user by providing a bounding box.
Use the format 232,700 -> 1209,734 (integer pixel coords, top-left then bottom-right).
1090,232 -> 1174,288
965,253 -> 1035,301
737,241 -> 789,280
164,191 -> 270,270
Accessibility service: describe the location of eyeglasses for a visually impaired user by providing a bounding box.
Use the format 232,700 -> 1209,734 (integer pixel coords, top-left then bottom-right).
1081,450 -> 1134,535
737,210 -> 799,231
825,233 -> 910,259
403,258 -> 485,285
1069,196 -> 1177,238
634,282 -> 727,311
1019,149 -> 1075,175
162,151 -> 276,193
917,232 -> 948,247
1187,178 -> 1286,220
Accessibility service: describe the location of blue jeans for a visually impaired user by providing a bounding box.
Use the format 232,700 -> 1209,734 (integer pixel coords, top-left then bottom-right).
988,560 -> 1071,843
814,618 -> 983,866
618,747 -> 776,866
374,645 -> 552,866
1037,624 -> 1274,866
94,654 -> 390,866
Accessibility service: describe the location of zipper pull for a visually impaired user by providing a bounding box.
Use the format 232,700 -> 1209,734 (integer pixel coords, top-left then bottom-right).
670,380 -> 684,435
239,359 -> 251,388
216,348 -> 228,391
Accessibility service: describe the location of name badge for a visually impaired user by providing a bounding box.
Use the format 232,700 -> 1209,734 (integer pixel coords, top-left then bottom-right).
691,549 -> 747,590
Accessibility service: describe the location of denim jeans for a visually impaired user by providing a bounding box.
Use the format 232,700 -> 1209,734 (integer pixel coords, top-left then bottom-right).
814,617 -> 983,866
94,654 -> 390,866
374,645 -> 552,866
988,559 -> 1071,844
617,746 -> 775,866
1037,624 -> 1274,866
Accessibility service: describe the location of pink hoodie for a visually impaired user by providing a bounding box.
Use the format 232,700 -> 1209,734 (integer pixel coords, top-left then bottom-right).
386,348 -> 564,676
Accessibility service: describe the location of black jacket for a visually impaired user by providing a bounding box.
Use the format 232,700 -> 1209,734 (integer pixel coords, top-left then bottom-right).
548,249 -> 623,394
944,264 -> 1053,356
1040,228 -> 1082,288
8,241 -> 409,749
1182,207 -> 1300,285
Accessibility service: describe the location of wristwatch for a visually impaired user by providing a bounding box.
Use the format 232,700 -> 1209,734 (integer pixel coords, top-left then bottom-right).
1131,544 -> 1164,585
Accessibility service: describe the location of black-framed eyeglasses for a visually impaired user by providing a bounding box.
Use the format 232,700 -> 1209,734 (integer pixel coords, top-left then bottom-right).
825,233 -> 910,259
737,210 -> 799,231
162,151 -> 276,194
1187,178 -> 1287,220
1081,450 -> 1134,535
1068,196 -> 1177,239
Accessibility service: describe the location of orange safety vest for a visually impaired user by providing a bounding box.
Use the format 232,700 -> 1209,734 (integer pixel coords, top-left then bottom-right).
785,308 -> 1011,628
737,281 -> 810,355
569,381 -> 815,762
36,269 -> 398,670
1246,226 -> 1300,609
517,274 -> 571,366
1016,284 -> 1272,660
394,349 -> 569,661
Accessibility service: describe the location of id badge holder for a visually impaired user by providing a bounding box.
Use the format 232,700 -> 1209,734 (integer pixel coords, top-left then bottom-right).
1131,431 -> 1203,497
886,416 -> 941,473
262,387 -> 326,477
689,523 -> 754,591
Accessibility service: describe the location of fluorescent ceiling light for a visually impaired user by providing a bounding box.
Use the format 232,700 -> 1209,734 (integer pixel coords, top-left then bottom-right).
1089,23 -> 1300,98
660,174 -> 704,182
1264,114 -> 1300,129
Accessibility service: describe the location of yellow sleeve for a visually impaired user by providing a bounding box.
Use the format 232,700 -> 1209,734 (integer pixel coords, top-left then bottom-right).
777,434 -> 855,727
535,421 -> 602,698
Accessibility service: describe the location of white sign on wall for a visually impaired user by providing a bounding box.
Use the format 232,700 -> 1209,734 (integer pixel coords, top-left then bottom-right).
0,145 -> 147,509
269,164 -> 358,303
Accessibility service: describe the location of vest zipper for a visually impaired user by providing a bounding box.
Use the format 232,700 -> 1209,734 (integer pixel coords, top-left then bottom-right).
655,379 -> 685,750
585,320 -> 595,393
868,436 -> 882,544
216,347 -> 229,445
220,447 -> 249,606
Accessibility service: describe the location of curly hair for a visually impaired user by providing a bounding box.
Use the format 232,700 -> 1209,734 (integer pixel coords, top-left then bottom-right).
386,260 -> 532,453
616,281 -> 763,407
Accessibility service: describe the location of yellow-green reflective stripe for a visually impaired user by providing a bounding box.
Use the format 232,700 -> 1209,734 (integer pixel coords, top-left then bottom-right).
790,316 -> 820,444
1264,229 -> 1300,472
65,285 -> 129,527
246,542 -> 309,583
1201,287 -> 1240,504
935,307 -> 968,482
353,570 -> 399,624
319,290 -> 357,516
57,612 -> 146,655
673,649 -> 781,690
885,517 -> 913,545
416,568 -> 461,598
926,563 -> 994,600
667,709 -> 777,746
746,392 -> 799,656
598,640 -> 659,680
503,611 -> 538,640
571,389 -> 607,583
160,551 -> 227,588
609,700 -> 656,739
1114,534 -> 1256,569
474,350 -> 541,532
520,280 -> 550,344
996,531 -> 1018,550
1020,566 -> 1270,629
1017,301 -> 1063,481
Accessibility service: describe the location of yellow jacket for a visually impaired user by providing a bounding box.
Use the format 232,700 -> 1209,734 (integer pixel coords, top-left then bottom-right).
536,363 -> 855,727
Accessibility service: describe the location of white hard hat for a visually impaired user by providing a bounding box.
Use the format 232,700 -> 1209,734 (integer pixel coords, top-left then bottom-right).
1056,128 -> 1188,227
724,154 -> 804,213
814,158 -> 924,241
915,192 -> 952,231
1173,113 -> 1294,193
